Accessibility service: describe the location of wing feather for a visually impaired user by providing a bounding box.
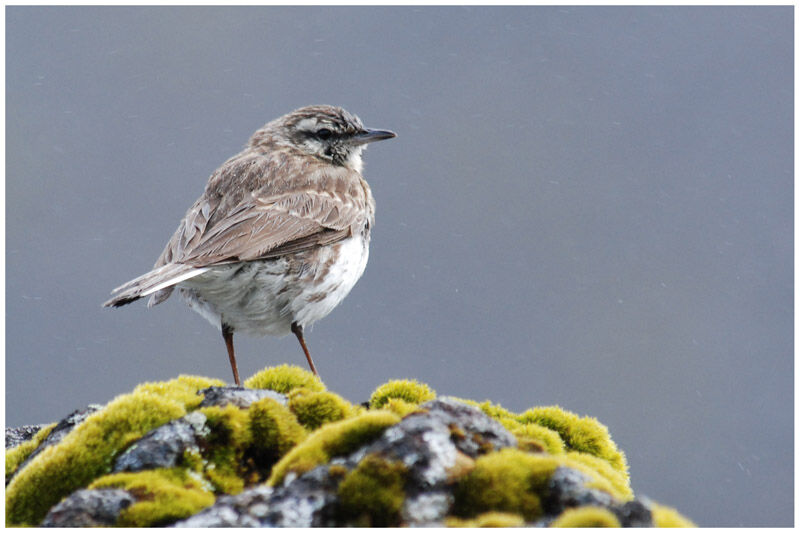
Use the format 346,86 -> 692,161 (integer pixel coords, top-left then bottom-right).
153,150 -> 369,269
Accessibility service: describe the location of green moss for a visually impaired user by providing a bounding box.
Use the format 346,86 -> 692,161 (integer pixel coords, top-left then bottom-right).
182,447 -> 205,473
446,511 -> 526,527
134,375 -> 225,410
517,406 -> 627,474
369,379 -> 436,409
198,404 -> 252,493
512,423 -> 565,455
336,454 -> 408,526
382,398 -> 422,417
89,468 -> 214,526
248,396 -> 307,472
475,400 -> 517,422
454,448 -> 560,521
244,364 -> 324,393
268,411 -> 400,486
651,502 -> 696,527
452,447 -> 634,522
288,389 -> 354,430
5,424 -> 55,480
550,506 -> 621,527
5,375 -> 222,526
565,451 -> 632,501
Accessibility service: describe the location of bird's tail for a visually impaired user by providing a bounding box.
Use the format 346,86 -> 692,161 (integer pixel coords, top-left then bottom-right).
103,263 -> 209,308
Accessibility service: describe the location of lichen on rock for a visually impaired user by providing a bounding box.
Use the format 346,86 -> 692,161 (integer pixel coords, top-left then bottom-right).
5,364 -> 695,527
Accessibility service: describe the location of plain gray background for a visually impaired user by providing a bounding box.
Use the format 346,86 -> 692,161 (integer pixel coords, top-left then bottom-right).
6,6 -> 792,526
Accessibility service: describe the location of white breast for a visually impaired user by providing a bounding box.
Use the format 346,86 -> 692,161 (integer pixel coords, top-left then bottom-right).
178,235 -> 370,338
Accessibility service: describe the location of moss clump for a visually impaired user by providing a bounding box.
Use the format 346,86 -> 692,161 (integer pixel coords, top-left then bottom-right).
517,406 -> 627,474
512,423 -> 565,455
453,448 -> 559,521
5,375 -> 222,526
244,364 -> 324,393
89,468 -> 214,526
565,451 -> 632,501
446,511 -> 526,527
369,379 -> 436,409
197,404 -> 253,493
336,454 -> 408,526
288,389 -> 354,430
380,398 -> 422,417
5,424 -> 55,480
651,502 -> 697,527
550,506 -> 622,527
452,447 -> 634,522
248,396 -> 307,472
268,410 -> 400,486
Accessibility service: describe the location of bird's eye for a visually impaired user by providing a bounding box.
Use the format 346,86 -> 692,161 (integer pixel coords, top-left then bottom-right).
316,128 -> 332,140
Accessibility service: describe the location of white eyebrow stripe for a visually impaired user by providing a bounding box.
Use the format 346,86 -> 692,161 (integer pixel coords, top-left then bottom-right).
296,118 -> 319,131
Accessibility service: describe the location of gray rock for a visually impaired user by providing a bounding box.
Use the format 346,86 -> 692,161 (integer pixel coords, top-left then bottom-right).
355,397 -> 516,495
41,489 -> 134,527
420,397 -> 518,457
544,466 -> 615,513
174,465 -> 344,527
113,412 -> 207,472
6,425 -> 43,449
258,465 -> 343,526
198,386 -> 287,408
173,486 -> 273,527
612,499 -> 653,527
401,492 -> 454,526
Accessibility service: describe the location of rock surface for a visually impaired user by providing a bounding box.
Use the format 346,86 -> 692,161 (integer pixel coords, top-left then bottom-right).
113,412 -> 207,473
197,386 -> 286,409
6,425 -> 42,449
41,489 -> 135,527
15,405 -> 102,476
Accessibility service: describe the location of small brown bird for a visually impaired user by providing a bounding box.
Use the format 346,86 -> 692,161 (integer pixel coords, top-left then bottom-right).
104,105 -> 395,385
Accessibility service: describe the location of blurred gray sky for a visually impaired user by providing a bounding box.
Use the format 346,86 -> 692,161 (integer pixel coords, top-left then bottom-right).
6,6 -> 792,526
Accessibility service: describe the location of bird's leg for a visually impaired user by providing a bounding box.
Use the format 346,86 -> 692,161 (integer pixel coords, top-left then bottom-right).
291,322 -> 319,377
222,323 -> 241,386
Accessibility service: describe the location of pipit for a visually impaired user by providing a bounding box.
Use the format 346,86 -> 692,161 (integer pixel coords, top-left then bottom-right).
104,105 -> 395,385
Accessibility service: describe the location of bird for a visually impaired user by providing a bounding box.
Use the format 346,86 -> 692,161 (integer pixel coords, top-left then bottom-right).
103,105 -> 396,386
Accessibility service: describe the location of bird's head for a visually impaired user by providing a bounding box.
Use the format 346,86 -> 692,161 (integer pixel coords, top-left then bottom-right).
252,105 -> 396,172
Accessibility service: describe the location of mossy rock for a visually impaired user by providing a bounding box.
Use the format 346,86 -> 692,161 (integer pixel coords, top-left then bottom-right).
5,365 -> 692,527
5,375 -> 223,526
5,423 -> 55,480
89,468 -> 214,526
267,410 -> 400,486
453,446 -> 633,523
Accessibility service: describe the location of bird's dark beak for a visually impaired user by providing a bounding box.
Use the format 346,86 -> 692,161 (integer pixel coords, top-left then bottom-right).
352,129 -> 397,146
